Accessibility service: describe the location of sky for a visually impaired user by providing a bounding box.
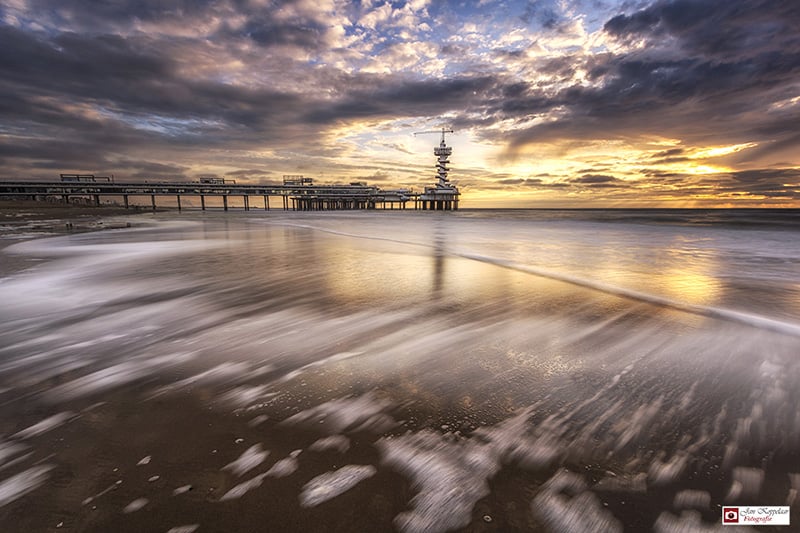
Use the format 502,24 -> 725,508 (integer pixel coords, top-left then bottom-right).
0,0 -> 798,207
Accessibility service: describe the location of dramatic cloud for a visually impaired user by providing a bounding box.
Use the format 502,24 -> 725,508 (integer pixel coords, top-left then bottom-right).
0,0 -> 797,206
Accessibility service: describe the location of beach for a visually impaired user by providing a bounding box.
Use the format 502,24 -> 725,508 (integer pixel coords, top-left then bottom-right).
1,208 -> 799,532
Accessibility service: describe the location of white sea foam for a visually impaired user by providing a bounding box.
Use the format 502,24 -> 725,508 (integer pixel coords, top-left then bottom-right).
265,456 -> 298,478
222,444 -> 268,477
594,472 -> 647,493
218,385 -> 273,407
219,473 -> 267,501
533,487 -> 622,533
458,253 -> 800,338
0,464 -> 53,507
154,362 -> 253,398
281,391 -> 396,433
673,489 -> 711,510
298,465 -> 376,508
172,485 -> 192,496
648,452 -> 688,486
378,431 -> 498,533
12,412 -> 75,440
309,435 -> 350,454
726,467 -> 764,501
270,351 -> 364,386
166,526 -> 199,533
46,353 -> 194,401
0,441 -> 28,467
247,415 -> 269,427
82,480 -> 122,505
123,498 -> 148,513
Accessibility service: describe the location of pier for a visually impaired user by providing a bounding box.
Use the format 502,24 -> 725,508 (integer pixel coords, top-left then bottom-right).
0,130 -> 461,211
0,177 -> 408,211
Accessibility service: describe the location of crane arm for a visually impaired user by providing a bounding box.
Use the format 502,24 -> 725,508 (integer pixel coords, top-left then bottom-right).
413,128 -> 454,136
414,128 -> 455,145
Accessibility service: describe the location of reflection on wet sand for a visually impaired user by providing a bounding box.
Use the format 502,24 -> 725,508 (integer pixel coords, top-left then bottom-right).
0,211 -> 798,532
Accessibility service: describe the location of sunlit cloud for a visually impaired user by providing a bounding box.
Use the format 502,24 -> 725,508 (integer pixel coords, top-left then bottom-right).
0,0 -> 797,206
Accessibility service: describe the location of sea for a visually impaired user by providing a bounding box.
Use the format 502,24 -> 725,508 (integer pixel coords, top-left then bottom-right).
0,208 -> 799,532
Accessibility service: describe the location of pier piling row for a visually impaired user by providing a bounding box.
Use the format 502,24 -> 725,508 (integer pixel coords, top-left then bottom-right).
0,181 -> 459,211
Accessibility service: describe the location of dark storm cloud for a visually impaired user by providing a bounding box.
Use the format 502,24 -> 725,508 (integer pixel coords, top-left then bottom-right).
520,1 -> 562,30
227,17 -> 327,49
25,0 -> 221,26
604,0 -> 800,58
305,76 -> 496,124
0,26 -> 170,86
505,0 -> 800,153
572,174 -> 618,183
0,22 -> 311,176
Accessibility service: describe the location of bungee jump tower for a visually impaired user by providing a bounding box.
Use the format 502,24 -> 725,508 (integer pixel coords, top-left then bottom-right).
414,127 -> 460,210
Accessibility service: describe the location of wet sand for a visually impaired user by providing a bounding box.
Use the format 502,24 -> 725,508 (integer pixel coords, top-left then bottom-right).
1,211 -> 799,532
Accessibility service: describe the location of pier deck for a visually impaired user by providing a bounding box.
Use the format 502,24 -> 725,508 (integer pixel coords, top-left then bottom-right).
0,180 -> 457,211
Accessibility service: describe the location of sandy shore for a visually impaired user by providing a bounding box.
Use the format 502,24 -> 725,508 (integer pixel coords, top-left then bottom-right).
0,199 -> 158,238
0,199 -> 159,276
0,199 -> 159,221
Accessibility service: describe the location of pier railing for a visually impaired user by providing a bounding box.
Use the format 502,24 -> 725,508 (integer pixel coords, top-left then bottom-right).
0,180 -> 459,211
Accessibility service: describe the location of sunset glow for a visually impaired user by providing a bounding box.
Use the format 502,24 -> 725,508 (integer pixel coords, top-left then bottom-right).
0,0 -> 798,207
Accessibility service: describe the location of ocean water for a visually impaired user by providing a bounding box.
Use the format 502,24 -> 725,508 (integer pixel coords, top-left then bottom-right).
0,209 -> 799,532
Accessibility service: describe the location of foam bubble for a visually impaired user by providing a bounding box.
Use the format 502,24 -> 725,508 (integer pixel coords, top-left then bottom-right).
309,435 -> 350,454
265,456 -> 298,478
172,485 -> 192,496
222,444 -> 268,477
219,473 -> 267,501
123,498 -> 148,513
166,526 -> 199,533
299,465 -> 376,508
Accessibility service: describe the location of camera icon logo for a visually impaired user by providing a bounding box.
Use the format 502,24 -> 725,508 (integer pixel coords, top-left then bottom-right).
722,507 -> 739,524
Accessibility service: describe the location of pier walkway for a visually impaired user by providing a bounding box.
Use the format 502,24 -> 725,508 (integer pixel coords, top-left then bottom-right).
0,179 -> 459,211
